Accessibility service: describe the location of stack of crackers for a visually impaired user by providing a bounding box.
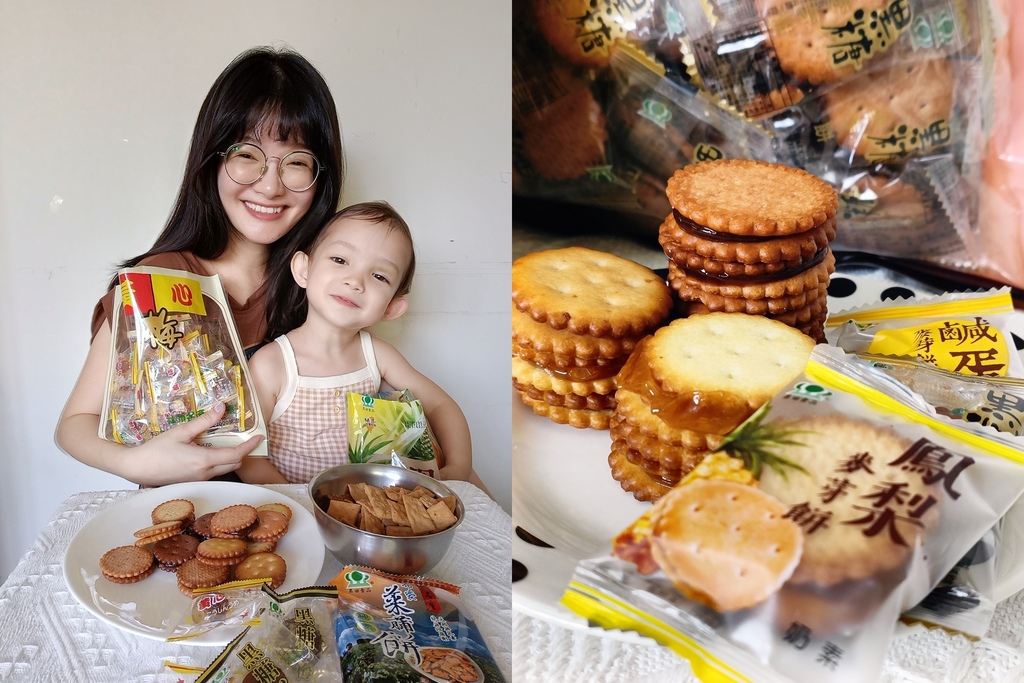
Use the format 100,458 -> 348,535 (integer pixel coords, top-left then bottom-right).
325,482 -> 459,537
512,246 -> 672,429
99,498 -> 292,595
659,159 -> 838,342
609,313 -> 815,501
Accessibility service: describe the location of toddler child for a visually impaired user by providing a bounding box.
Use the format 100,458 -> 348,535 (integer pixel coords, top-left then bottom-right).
239,201 -> 485,491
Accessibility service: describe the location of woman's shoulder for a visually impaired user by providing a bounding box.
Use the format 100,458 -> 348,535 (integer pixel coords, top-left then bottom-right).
137,251 -> 206,273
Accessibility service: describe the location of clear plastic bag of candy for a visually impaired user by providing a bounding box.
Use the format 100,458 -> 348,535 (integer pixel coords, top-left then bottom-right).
100,266 -> 266,452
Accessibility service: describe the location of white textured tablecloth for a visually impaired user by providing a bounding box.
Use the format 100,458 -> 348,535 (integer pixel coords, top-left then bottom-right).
513,597 -> 1024,682
0,482 -> 511,682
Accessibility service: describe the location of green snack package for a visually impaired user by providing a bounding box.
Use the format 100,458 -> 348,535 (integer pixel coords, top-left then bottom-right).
347,389 -> 444,477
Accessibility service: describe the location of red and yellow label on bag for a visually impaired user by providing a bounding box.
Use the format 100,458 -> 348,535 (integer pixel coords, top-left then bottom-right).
119,271 -> 207,317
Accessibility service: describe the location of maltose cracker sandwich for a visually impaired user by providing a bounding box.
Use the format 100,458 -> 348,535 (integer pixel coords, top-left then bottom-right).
610,313 -> 815,500
661,159 -> 838,342
512,247 -> 672,430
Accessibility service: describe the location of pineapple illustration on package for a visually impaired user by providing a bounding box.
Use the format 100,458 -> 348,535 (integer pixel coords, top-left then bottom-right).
347,389 -> 444,478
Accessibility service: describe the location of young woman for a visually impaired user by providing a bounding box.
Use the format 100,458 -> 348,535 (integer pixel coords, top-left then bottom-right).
55,46 -> 344,486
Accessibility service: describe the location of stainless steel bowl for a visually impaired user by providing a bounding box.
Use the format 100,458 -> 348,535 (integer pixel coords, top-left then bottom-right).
308,463 -> 464,575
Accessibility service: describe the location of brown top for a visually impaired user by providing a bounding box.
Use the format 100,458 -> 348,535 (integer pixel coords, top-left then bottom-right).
91,251 -> 269,350
666,159 -> 838,237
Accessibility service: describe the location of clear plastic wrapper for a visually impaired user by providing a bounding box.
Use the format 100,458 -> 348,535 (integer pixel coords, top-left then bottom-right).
563,344 -> 1024,682
855,352 -> 1024,434
826,287 -> 1024,378
195,585 -> 343,682
331,565 -> 506,683
100,266 -> 266,452
673,0 -> 979,119
512,0 -> 1007,283
902,524 -> 998,638
168,582 -> 268,642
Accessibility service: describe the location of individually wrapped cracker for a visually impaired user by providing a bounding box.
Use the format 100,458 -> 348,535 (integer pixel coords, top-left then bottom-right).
826,288 -> 1024,378
100,266 -> 266,452
194,585 -> 342,683
564,344 -> 1024,682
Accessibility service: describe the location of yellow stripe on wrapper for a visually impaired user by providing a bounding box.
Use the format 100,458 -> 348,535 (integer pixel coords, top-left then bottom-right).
806,358 -> 1024,465
824,291 -> 1014,328
189,351 -> 208,395
110,407 -> 125,445
234,365 -> 245,430
149,273 -> 207,315
561,581 -> 752,683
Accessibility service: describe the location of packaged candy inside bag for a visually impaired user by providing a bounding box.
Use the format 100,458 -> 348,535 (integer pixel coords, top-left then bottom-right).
347,389 -> 444,478
100,266 -> 266,452
563,344 -> 1024,682
331,565 -> 506,683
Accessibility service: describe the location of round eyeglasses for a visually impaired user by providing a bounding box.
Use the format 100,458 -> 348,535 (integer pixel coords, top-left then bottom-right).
218,142 -> 322,192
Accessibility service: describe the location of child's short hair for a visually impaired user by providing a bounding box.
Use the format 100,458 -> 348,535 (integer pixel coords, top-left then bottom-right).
321,201 -> 417,296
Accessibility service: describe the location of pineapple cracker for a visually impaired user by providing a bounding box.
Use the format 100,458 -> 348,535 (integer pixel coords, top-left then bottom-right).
100,266 -> 266,452
566,344 -> 1024,683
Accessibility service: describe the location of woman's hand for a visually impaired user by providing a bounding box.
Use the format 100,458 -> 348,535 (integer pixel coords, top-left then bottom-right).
124,402 -> 264,486
56,320 -> 264,486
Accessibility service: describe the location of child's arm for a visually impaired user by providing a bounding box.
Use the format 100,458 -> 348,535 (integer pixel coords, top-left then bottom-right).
55,320 -> 264,486
237,342 -> 290,484
236,456 -> 290,484
372,337 -> 476,484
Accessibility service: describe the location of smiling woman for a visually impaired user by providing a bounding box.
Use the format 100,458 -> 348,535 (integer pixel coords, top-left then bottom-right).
53,46 -> 346,488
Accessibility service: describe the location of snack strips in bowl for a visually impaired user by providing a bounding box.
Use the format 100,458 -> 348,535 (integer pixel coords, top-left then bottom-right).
101,266 -> 265,450
564,344 -> 1024,683
331,566 -> 506,683
324,481 -> 459,537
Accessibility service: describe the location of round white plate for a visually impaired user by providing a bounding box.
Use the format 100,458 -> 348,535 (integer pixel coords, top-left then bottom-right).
63,481 -> 325,645
510,268 -> 974,634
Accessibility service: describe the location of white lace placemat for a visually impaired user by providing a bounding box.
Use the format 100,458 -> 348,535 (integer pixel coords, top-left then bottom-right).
512,589 -> 1024,683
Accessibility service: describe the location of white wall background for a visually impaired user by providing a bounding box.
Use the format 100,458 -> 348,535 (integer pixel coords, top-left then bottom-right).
0,1 -> 511,580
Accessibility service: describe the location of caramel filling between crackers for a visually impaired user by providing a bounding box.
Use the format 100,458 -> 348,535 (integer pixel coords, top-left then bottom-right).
672,209 -> 829,284
543,358 -> 625,382
616,338 -> 754,434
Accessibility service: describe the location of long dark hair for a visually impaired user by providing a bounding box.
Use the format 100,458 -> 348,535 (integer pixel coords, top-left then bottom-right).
110,46 -> 344,310
265,200 -> 417,341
